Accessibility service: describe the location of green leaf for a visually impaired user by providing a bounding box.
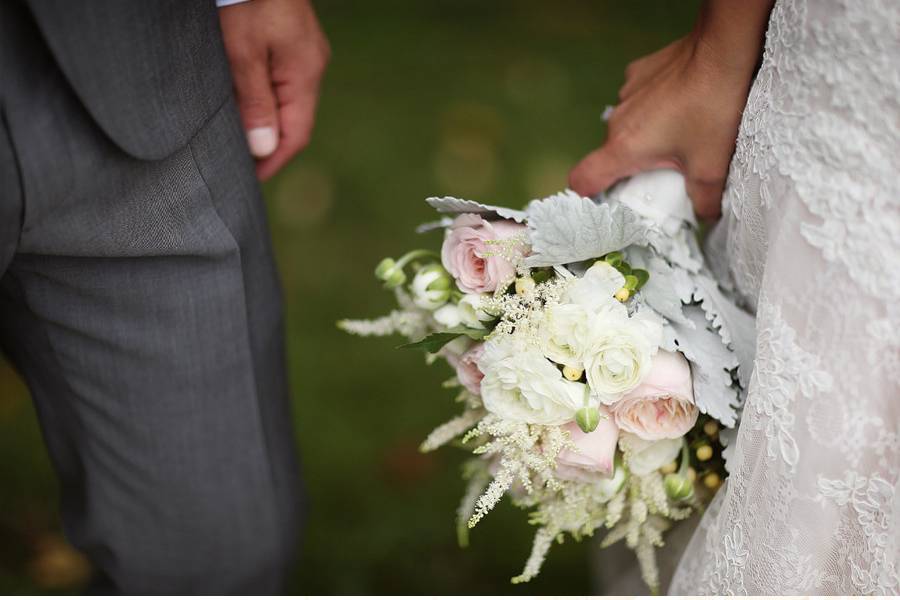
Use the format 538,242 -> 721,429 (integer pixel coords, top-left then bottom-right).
631,268 -> 650,290
399,332 -> 463,352
603,251 -> 624,266
624,274 -> 639,290
531,268 -> 554,285
399,327 -> 488,352
615,262 -> 632,276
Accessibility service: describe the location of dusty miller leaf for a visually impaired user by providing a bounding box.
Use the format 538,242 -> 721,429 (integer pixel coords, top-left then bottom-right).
669,305 -> 740,426
523,191 -> 649,267
415,217 -> 453,233
693,274 -> 756,388
628,247 -> 694,326
426,196 -> 528,223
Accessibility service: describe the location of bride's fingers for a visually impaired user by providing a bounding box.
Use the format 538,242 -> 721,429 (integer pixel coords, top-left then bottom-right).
684,175 -> 725,220
618,42 -> 681,100
568,137 -> 652,197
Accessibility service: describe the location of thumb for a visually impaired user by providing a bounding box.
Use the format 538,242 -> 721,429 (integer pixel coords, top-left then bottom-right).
231,54 -> 280,158
568,138 -> 648,198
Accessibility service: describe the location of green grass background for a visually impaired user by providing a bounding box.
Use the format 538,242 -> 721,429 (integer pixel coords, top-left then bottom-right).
0,1 -> 698,593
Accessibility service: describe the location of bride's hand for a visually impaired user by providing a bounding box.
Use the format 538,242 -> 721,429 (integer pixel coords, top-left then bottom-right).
569,1 -> 773,220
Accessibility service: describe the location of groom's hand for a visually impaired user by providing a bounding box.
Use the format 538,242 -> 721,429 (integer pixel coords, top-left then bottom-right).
220,0 -> 330,181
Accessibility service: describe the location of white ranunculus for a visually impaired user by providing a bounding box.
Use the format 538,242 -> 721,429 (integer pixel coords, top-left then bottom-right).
619,432 -> 681,476
540,303 -> 594,367
410,265 -> 452,310
607,169 -> 696,235
433,303 -> 462,328
584,309 -> 663,397
458,293 -> 493,329
432,294 -> 492,329
565,261 -> 626,314
479,335 -> 588,425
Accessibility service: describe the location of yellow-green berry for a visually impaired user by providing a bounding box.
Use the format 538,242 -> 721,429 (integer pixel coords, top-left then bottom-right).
696,445 -> 714,462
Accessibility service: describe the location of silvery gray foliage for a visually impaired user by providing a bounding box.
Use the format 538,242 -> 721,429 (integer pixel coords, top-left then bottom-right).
415,217 -> 454,234
693,274 -> 757,388
659,323 -> 679,353
425,196 -> 528,223
669,305 -> 741,427
718,426 -> 738,474
523,191 -> 649,268
646,227 -> 703,273
627,247 -> 693,326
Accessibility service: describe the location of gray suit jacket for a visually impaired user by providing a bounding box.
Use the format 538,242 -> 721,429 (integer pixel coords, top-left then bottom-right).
24,0 -> 232,160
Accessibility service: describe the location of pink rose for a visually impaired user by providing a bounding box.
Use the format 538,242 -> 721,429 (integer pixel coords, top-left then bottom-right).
610,350 -> 699,441
441,214 -> 527,294
555,407 -> 619,481
456,343 -> 485,395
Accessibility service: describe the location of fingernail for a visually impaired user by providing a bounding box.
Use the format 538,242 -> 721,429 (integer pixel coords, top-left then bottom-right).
246,127 -> 278,158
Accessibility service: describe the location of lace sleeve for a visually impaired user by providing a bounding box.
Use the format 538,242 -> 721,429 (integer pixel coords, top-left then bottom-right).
670,0 -> 900,593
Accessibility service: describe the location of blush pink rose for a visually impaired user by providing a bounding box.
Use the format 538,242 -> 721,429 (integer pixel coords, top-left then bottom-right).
555,407 -> 619,481
456,343 -> 485,395
610,350 -> 699,441
441,214 -> 527,294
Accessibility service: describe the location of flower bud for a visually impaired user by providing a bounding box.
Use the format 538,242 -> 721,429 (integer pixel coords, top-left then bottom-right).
614,287 -> 631,302
562,365 -> 583,381
703,420 -> 719,437
575,406 -> 601,433
687,467 -> 697,482
664,473 -> 694,501
695,444 -> 713,461
515,276 -> 536,295
410,264 -> 453,310
375,258 -> 406,288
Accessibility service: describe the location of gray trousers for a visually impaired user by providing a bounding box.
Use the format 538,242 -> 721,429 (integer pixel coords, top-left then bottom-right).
0,5 -> 301,594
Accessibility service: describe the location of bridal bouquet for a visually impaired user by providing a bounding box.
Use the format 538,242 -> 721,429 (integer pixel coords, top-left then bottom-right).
340,170 -> 754,592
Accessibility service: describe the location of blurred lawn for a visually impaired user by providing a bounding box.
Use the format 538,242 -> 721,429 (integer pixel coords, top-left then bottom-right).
0,0 -> 698,593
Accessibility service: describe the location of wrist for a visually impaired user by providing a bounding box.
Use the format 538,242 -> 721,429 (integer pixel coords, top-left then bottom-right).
689,0 -> 773,81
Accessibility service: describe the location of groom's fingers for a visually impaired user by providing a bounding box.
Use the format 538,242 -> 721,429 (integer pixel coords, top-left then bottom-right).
255,84 -> 321,181
228,48 -> 280,159
255,39 -> 329,181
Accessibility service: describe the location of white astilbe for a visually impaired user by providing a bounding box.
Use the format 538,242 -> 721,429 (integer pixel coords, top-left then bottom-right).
599,472 -> 695,593
464,417 -> 572,528
339,288 -> 433,340
337,310 -> 427,339
420,409 -> 485,453
456,466 -> 491,548
511,527 -> 557,584
481,275 -> 570,339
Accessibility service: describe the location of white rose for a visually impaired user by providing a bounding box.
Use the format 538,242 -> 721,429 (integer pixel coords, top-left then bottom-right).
607,169 -> 696,235
565,261 -> 626,314
619,432 -> 681,476
540,303 -> 593,367
480,335 -> 588,424
584,309 -> 662,396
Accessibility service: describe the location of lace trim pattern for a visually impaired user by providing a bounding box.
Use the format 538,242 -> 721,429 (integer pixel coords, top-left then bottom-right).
670,0 -> 900,593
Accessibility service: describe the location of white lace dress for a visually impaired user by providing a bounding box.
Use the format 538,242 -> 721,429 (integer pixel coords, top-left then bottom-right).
669,0 -> 900,594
